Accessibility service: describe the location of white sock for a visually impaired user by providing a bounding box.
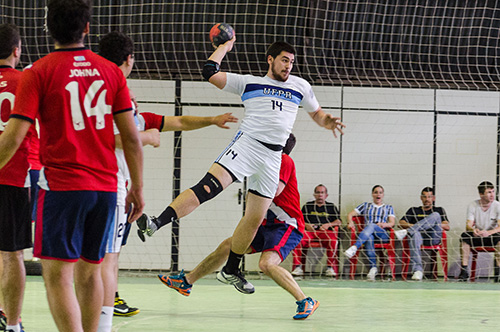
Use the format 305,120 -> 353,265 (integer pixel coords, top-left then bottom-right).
97,306 -> 113,332
6,324 -> 21,332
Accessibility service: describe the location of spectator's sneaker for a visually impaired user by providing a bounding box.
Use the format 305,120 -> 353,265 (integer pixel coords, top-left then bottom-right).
293,297 -> 319,320
0,310 -> 6,329
158,270 -> 192,296
367,267 -> 378,281
114,297 -> 140,317
216,268 -> 255,294
324,267 -> 336,277
136,214 -> 158,242
411,270 -> 423,281
394,229 -> 408,240
457,269 -> 469,282
291,266 -> 304,276
344,245 -> 358,259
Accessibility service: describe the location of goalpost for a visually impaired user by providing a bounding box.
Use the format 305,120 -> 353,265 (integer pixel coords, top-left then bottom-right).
2,0 -> 500,281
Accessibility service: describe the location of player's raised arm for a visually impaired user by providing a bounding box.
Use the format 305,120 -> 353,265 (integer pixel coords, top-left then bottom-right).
162,112 -> 238,131
308,107 -> 345,138
203,37 -> 236,89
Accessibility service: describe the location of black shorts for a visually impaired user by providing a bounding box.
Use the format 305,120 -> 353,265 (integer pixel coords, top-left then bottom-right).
460,231 -> 500,247
0,185 -> 33,251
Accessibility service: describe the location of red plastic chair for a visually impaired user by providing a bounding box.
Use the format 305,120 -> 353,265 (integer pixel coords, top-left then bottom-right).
401,231 -> 448,281
348,216 -> 396,280
470,246 -> 496,282
296,226 -> 340,277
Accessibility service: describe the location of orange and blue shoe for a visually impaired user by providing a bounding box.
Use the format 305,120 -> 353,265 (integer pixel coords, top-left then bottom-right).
158,270 -> 192,296
293,297 -> 319,320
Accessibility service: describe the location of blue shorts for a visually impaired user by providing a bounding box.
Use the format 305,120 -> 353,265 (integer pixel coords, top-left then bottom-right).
250,222 -> 303,261
121,221 -> 132,246
34,189 -> 116,263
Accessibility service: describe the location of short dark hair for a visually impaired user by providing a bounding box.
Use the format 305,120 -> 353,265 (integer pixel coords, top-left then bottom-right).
266,41 -> 296,59
372,185 -> 384,193
0,23 -> 20,60
47,0 -> 91,45
99,31 -> 134,66
314,184 -> 327,194
421,187 -> 434,195
478,181 -> 494,194
282,133 -> 296,155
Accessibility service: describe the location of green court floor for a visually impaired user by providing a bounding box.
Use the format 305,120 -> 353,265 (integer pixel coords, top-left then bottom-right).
21,275 -> 500,332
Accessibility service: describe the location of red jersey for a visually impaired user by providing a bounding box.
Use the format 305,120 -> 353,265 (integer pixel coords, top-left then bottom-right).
0,66 -> 30,187
27,121 -> 42,171
141,112 -> 164,131
269,153 -> 305,234
11,48 -> 132,191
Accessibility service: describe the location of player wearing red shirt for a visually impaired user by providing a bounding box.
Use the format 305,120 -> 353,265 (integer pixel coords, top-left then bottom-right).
0,23 -> 32,332
157,134 -> 320,320
0,1 -> 144,331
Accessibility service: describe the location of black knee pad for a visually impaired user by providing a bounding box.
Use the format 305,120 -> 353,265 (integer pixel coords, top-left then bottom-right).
190,173 -> 223,204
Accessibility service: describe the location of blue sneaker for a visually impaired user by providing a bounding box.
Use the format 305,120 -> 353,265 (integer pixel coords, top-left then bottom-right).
158,270 -> 192,296
293,297 -> 319,320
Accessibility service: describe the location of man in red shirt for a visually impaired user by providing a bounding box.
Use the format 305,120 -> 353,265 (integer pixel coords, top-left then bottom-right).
0,1 -> 144,331
0,23 -> 30,332
157,134 -> 320,320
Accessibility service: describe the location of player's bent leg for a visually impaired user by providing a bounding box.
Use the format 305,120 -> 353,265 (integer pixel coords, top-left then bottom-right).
1,250 -> 25,327
259,251 -> 305,301
230,193 -> 272,255
41,259 -> 83,332
138,163 -> 235,241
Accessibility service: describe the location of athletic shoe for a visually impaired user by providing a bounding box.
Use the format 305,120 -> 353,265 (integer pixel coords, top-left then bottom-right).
344,245 -> 358,259
324,267 -> 336,277
395,229 -> 408,240
158,270 -> 192,296
367,267 -> 378,281
293,297 -> 320,320
5,323 -> 24,332
216,268 -> 255,294
136,214 -> 158,242
291,266 -> 304,276
457,269 -> 469,282
113,297 -> 140,317
0,310 -> 6,330
411,270 -> 423,281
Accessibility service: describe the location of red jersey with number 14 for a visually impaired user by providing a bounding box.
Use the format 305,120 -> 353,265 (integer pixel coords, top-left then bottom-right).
11,48 -> 132,191
0,66 -> 30,187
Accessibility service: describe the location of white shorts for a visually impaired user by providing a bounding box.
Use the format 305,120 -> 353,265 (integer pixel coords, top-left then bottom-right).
105,205 -> 127,254
215,131 -> 281,199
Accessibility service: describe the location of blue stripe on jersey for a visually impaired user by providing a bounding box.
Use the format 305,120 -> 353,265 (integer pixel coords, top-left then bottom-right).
241,84 -> 303,105
357,202 -> 394,224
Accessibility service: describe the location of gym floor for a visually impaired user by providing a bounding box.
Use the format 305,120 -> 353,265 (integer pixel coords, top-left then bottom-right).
22,274 -> 499,332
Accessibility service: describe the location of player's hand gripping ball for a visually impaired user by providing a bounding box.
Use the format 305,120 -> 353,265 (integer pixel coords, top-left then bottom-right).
210,23 -> 235,47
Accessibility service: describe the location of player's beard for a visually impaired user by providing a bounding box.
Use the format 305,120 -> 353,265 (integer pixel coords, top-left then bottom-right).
271,62 -> 289,82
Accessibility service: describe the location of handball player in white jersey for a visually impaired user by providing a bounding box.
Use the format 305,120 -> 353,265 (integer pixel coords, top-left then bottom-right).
137,38 -> 345,291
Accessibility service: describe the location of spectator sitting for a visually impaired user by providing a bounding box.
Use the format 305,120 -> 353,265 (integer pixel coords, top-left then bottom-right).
344,185 -> 395,281
291,184 -> 342,277
395,187 -> 450,281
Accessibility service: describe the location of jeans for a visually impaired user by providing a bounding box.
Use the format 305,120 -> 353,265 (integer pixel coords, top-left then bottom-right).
355,223 -> 390,268
407,212 -> 442,272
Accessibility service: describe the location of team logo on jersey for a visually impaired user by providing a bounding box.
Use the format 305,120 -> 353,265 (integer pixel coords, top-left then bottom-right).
73,56 -> 91,67
242,84 -> 303,105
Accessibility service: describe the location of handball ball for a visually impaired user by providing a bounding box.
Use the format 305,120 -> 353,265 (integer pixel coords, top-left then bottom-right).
210,23 -> 235,47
